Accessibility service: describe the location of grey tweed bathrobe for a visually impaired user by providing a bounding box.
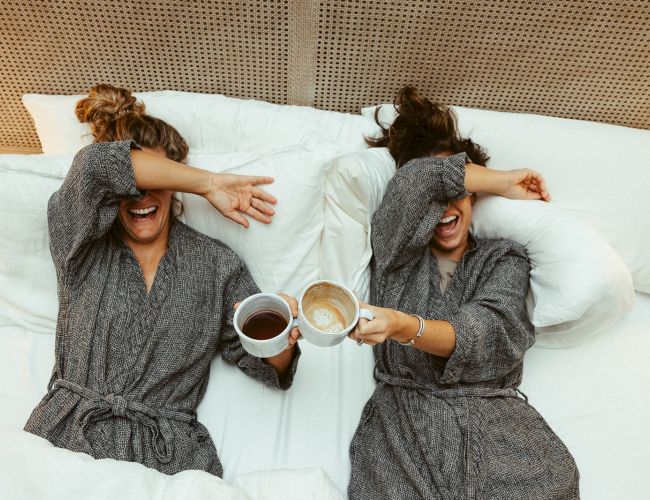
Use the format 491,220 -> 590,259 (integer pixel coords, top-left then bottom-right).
348,154 -> 579,499
24,140 -> 299,476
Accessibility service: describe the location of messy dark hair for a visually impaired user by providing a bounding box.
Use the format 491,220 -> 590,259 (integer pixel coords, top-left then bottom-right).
366,86 -> 490,168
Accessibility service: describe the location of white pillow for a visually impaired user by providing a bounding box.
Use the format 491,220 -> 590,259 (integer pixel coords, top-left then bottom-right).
322,148 -> 635,347
0,155 -> 72,332
181,143 -> 340,297
362,103 -> 650,294
321,148 -> 396,301
0,142 -> 339,331
22,92 -> 373,155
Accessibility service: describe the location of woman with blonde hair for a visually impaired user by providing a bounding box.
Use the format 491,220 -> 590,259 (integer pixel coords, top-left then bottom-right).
24,84 -> 300,476
347,87 -> 579,499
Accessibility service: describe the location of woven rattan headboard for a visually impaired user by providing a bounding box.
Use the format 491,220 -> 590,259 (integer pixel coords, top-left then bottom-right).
2,0 -> 649,153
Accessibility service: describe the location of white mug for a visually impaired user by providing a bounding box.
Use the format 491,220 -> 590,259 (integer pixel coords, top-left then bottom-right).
297,280 -> 375,347
233,293 -> 296,358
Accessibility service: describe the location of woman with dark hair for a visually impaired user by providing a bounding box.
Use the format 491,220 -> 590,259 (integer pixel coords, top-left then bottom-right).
347,87 -> 579,499
24,84 -> 300,476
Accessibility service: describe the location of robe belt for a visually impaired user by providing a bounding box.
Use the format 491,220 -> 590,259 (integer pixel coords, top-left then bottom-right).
374,368 -> 525,400
52,378 -> 194,464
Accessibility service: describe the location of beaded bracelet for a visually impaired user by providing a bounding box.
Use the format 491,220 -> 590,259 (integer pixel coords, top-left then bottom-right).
398,314 -> 425,346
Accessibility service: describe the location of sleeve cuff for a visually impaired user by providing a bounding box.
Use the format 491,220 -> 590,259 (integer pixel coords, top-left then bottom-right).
442,152 -> 470,201
400,152 -> 469,202
439,312 -> 477,385
275,344 -> 301,391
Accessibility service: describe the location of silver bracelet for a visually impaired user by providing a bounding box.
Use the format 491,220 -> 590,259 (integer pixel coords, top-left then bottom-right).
398,314 -> 425,346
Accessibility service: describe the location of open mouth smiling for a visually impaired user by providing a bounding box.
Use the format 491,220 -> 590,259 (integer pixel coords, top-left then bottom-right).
127,206 -> 158,222
435,214 -> 460,238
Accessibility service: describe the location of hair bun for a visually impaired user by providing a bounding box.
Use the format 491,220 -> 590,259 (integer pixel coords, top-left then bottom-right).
75,84 -> 145,137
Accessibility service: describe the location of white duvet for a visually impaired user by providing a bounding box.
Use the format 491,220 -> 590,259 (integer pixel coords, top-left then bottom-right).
0,426 -> 341,500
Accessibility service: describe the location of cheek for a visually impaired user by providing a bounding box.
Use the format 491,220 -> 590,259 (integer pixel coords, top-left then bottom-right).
154,191 -> 174,210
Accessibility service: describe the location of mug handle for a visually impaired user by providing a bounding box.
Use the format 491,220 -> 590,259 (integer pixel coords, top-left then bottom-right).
359,308 -> 375,321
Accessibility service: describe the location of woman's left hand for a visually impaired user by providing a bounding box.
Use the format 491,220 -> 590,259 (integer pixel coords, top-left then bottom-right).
277,292 -> 301,347
501,169 -> 552,202
347,303 -> 409,346
233,292 -> 301,348
207,173 -> 277,228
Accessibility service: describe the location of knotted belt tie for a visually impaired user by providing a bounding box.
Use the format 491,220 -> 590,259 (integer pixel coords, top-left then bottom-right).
374,368 -> 527,400
52,378 -> 194,464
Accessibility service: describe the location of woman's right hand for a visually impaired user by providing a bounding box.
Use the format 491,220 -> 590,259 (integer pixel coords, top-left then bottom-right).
205,173 -> 277,228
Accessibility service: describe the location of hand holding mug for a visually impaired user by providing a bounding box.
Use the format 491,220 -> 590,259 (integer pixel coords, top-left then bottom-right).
296,280 -> 375,347
348,303 -> 413,346
274,293 -> 301,347
233,292 -> 300,358
234,280 -> 375,356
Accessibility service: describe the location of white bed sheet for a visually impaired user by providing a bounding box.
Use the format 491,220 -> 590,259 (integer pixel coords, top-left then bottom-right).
1,294 -> 649,499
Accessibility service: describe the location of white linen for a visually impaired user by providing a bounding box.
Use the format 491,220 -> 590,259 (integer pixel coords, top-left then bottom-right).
0,155 -> 71,332
520,292 -> 650,500
0,427 -> 342,500
322,148 -> 635,346
362,104 -> 650,294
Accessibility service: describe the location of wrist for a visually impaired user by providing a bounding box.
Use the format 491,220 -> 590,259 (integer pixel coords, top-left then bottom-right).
202,172 -> 220,198
267,343 -> 295,360
496,170 -> 511,197
465,163 -> 509,196
392,312 -> 418,343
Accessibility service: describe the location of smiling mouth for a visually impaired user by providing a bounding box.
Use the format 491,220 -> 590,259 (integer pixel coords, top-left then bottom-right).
435,214 -> 460,238
127,206 -> 158,222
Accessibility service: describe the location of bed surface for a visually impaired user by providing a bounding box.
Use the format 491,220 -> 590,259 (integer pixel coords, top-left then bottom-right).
2,293 -> 649,498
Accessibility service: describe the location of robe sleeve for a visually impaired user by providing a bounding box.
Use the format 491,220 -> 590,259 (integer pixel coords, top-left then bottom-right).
218,262 -> 300,391
47,140 -> 142,279
439,246 -> 535,385
370,153 -> 469,281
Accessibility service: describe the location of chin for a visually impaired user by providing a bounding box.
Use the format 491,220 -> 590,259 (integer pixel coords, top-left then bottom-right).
431,235 -> 468,258
130,230 -> 162,243
119,221 -> 167,244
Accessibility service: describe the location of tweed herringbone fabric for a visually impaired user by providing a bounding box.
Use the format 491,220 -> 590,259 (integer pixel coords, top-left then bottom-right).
348,154 -> 579,499
24,140 -> 299,476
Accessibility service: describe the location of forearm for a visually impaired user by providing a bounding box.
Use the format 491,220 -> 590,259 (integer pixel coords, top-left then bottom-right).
392,312 -> 456,358
464,163 -> 507,195
130,149 -> 214,196
264,345 -> 297,379
371,153 -> 468,274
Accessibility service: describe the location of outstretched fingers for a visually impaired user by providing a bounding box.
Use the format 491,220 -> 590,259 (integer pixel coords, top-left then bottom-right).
224,209 -> 250,228
252,186 -> 277,205
251,196 -> 276,216
245,205 -> 272,224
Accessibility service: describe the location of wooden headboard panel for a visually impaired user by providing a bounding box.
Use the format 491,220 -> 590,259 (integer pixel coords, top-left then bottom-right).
2,0 -> 649,153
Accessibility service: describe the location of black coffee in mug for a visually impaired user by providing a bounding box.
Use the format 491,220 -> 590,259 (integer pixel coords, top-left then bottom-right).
241,310 -> 288,340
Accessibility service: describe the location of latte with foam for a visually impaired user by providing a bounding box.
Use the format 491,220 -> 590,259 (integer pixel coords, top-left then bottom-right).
301,282 -> 356,334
